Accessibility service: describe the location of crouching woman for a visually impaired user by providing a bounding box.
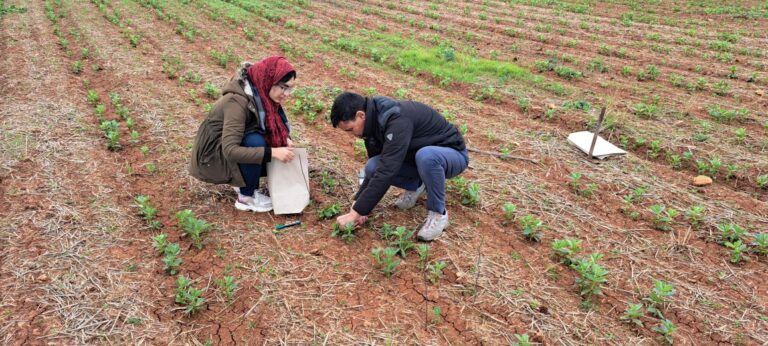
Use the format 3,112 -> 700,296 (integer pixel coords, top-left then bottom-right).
189,56 -> 296,212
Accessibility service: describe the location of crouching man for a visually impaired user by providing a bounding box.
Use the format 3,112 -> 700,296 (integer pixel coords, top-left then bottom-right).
330,92 -> 469,241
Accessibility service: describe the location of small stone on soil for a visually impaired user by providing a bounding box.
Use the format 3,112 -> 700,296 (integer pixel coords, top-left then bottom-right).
692,175 -> 713,186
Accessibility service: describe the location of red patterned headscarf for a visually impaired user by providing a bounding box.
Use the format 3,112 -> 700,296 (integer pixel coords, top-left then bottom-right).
247,56 -> 295,147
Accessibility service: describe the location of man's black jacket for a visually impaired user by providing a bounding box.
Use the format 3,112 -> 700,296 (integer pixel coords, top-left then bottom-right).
353,96 -> 466,216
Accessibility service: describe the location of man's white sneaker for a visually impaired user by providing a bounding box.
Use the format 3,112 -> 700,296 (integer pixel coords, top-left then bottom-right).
417,210 -> 449,241
234,192 -> 272,212
394,184 -> 425,210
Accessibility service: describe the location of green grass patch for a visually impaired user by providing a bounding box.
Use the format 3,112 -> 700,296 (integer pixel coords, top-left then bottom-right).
332,31 -> 532,86
396,47 -> 531,84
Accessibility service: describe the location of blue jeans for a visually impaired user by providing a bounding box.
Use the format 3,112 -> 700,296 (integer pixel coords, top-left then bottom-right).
364,147 -> 469,214
238,132 -> 267,197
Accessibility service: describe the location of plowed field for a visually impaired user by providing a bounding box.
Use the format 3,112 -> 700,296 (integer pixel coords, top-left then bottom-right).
1,0 -> 767,345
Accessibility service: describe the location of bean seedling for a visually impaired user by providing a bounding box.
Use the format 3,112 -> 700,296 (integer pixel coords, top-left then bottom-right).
128,35 -> 141,48
695,159 -> 709,175
717,223 -> 745,243
653,319 -> 677,344
161,54 -> 183,79
569,172 -> 597,197
109,92 -> 121,107
512,334 -> 532,346
115,105 -> 129,119
647,140 -> 662,159
72,61 -> 82,74
416,244 -> 430,269
152,233 -> 168,254
707,157 -> 722,177
216,276 -> 237,302
388,226 -> 415,258
175,276 -> 206,315
105,131 -> 120,151
501,202 -> 516,224
175,209 -> 212,249
209,49 -> 237,68
681,150 -> 694,163
684,205 -> 705,228
644,279 -> 674,318
99,120 -> 120,151
130,130 -> 139,143
134,195 -> 161,229
290,87 -> 325,122
756,175 -> 768,188
331,223 -> 356,243
519,214 -> 543,242
354,139 -> 366,159
734,128 -> 746,144
551,238 -> 582,265
203,81 -> 221,99
94,104 -> 105,118
461,182 -> 481,206
427,260 -> 446,284
571,253 -> 608,308
162,243 -> 182,275
371,247 -> 400,277
568,172 -> 581,190
187,218 -> 211,249
724,240 -> 746,263
431,306 -> 442,324
379,223 -> 396,240
668,154 -> 682,169
242,27 -> 256,40
320,171 -> 337,194
449,176 -> 480,206
648,204 -> 678,231
622,186 -> 646,205
712,80 -> 730,96
751,233 -> 768,255
621,303 -> 644,327
317,202 -> 341,220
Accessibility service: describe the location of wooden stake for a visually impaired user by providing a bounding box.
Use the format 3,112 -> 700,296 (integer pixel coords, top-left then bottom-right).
588,107 -> 606,159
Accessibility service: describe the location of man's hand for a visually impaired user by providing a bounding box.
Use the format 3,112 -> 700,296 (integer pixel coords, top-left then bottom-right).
337,209 -> 367,227
287,138 -> 295,147
272,147 -> 295,162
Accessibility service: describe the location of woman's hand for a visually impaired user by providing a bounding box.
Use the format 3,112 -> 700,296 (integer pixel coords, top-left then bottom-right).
272,147 -> 295,162
287,138 -> 295,147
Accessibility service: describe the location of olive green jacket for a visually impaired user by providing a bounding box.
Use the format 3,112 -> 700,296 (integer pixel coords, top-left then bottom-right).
188,63 -> 279,187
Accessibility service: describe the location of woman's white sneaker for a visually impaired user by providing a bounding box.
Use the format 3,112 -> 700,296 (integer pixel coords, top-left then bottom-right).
234,192 -> 272,212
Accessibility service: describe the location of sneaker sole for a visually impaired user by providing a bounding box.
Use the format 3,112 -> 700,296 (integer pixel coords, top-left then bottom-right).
234,201 -> 272,213
417,232 -> 441,241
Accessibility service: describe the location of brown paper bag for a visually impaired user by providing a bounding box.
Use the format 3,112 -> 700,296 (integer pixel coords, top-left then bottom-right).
266,148 -> 310,215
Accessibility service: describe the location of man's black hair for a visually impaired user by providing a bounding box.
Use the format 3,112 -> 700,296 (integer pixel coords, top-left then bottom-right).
279,71 -> 296,84
330,92 -> 366,127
